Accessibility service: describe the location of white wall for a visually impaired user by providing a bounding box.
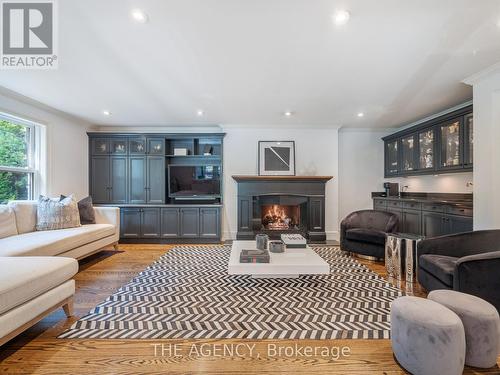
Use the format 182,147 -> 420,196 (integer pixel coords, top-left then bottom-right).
338,129 -> 390,221
0,87 -> 91,199
464,64 -> 500,230
221,127 -> 339,241
385,173 -> 473,194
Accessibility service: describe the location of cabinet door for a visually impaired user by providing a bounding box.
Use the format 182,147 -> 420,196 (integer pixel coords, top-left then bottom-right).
129,157 -> 147,204
110,138 -> 128,155
141,208 -> 161,238
438,118 -> 462,171
422,212 -> 447,238
147,156 -> 165,204
401,134 -> 417,173
110,156 -> 128,203
120,208 -> 141,238
385,140 -> 399,176
200,208 -> 220,238
147,138 -> 165,155
161,208 -> 180,238
464,113 -> 473,167
446,215 -> 473,235
418,128 -> 435,171
129,137 -> 146,155
402,209 -> 422,235
180,208 -> 199,237
91,138 -> 110,155
91,156 -> 110,203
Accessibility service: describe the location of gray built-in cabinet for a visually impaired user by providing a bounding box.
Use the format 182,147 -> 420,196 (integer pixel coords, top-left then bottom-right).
383,104 -> 473,177
373,197 -> 472,237
89,133 -> 224,243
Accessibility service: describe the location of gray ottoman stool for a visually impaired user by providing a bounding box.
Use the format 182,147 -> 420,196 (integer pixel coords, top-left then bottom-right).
428,290 -> 500,368
391,296 -> 465,375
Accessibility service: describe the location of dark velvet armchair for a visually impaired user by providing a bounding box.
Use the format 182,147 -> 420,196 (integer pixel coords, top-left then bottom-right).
418,230 -> 500,312
340,210 -> 399,259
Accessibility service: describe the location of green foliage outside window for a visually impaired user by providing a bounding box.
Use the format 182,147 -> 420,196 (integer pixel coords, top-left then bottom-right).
0,120 -> 30,203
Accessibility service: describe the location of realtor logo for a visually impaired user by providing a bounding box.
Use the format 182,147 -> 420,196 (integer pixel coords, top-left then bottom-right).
1,0 -> 58,69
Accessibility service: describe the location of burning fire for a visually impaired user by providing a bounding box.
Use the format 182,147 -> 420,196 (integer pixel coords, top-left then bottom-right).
262,205 -> 297,230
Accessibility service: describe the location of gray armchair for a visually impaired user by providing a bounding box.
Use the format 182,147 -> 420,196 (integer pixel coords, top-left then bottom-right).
417,230 -> 500,312
340,210 -> 399,259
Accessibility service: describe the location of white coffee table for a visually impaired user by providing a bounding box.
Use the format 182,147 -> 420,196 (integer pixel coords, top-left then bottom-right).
228,240 -> 330,278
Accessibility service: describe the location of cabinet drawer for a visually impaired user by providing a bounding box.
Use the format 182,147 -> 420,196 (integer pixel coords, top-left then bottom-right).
387,200 -> 403,209
403,201 -> 421,210
422,203 -> 445,213
446,206 -> 473,217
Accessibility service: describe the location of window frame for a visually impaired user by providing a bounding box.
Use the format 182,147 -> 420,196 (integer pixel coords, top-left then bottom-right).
0,112 -> 40,201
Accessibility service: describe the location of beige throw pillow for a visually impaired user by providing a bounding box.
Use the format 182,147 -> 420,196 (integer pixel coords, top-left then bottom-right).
36,195 -> 81,231
0,205 -> 18,239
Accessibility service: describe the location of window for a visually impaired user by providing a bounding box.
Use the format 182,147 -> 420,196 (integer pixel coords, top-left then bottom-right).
0,114 -> 39,203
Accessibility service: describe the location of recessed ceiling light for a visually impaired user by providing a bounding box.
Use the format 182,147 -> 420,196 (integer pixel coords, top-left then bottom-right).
333,10 -> 350,26
283,111 -> 293,117
103,110 -> 111,116
196,110 -> 205,117
357,112 -> 364,118
131,9 -> 148,23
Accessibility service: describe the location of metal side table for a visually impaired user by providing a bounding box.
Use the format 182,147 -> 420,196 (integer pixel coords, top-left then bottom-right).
385,233 -> 424,294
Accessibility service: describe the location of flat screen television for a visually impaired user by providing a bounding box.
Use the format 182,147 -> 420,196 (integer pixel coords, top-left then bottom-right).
168,165 -> 221,198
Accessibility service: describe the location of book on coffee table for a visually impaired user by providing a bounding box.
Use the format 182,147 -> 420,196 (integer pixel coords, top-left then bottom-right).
280,234 -> 307,248
240,249 -> 270,263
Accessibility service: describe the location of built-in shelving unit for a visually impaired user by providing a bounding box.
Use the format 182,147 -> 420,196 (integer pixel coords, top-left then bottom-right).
88,132 -> 225,243
383,104 -> 473,177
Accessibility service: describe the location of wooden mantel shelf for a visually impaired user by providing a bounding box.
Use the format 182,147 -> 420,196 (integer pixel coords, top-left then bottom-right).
232,175 -> 334,182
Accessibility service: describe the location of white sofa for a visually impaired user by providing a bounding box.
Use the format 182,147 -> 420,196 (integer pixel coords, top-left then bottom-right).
0,200 -> 120,346
0,200 -> 120,259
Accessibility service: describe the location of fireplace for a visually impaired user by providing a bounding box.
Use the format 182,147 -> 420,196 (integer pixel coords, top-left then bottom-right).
233,175 -> 333,242
261,204 -> 300,230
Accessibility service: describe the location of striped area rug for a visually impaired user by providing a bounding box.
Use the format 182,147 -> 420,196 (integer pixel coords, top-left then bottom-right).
59,245 -> 402,340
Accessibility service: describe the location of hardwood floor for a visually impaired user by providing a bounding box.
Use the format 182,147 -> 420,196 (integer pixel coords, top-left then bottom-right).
0,244 -> 498,374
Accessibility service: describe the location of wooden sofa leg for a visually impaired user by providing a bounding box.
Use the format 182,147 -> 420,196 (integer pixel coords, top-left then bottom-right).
113,242 -> 119,251
62,298 -> 74,317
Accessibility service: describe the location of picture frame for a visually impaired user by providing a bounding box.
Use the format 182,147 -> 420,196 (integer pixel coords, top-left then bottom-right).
258,141 -> 296,176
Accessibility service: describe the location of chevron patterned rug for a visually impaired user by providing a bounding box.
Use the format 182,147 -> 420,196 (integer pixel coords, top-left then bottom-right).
59,245 -> 402,340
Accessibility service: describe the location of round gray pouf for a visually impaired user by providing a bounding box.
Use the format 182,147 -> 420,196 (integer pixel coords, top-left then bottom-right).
391,296 -> 465,375
428,290 -> 500,368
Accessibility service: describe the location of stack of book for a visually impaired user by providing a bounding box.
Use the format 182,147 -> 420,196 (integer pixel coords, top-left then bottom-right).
239,249 -> 270,263
281,234 -> 307,248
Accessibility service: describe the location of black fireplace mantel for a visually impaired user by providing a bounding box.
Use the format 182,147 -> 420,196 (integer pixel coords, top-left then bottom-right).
233,175 -> 333,242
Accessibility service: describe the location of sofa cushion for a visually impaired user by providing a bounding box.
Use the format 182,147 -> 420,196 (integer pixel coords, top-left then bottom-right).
419,254 -> 458,287
0,205 -> 17,239
0,256 -> 78,314
0,224 -> 115,257
8,200 -> 37,234
345,228 -> 387,245
37,195 -> 81,231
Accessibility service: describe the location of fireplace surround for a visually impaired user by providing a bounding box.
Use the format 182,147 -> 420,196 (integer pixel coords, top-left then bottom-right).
232,175 -> 333,242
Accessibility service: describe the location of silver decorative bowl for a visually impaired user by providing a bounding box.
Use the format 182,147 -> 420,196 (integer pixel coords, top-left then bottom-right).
269,240 -> 285,253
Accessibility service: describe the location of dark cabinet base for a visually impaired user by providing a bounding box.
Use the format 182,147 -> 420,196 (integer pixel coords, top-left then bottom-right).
119,206 -> 221,243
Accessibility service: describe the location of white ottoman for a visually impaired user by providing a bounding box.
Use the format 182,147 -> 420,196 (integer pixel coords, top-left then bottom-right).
428,290 -> 500,368
391,296 -> 466,375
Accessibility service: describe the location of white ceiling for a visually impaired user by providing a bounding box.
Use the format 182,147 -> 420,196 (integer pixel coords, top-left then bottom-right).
1,0 -> 500,128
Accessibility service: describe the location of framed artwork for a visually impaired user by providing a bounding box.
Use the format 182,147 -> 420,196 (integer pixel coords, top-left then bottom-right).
258,141 -> 296,176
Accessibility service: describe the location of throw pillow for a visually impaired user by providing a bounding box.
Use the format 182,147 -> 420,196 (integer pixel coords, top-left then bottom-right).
36,195 -> 81,231
60,195 -> 96,225
7,200 -> 37,234
0,205 -> 18,239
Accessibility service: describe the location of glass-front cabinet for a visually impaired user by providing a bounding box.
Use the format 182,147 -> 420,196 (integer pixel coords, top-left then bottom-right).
401,135 -> 416,172
438,117 -> 462,171
464,113 -> 473,167
383,106 -> 472,177
385,140 -> 399,175
418,128 -> 435,170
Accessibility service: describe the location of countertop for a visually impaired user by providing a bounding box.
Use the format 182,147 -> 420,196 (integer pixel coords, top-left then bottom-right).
371,193 -> 473,208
